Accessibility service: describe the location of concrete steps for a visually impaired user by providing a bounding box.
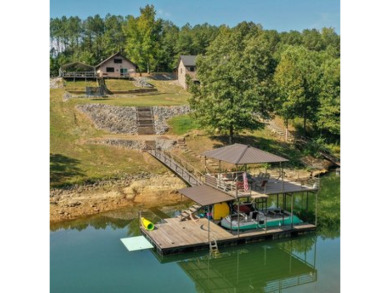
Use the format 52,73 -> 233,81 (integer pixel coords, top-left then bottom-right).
136,107 -> 155,135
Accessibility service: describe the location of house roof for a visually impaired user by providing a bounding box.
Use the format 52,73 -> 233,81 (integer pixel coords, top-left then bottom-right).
60,62 -> 95,71
178,185 -> 235,206
203,143 -> 289,165
180,55 -> 197,67
95,52 -> 137,68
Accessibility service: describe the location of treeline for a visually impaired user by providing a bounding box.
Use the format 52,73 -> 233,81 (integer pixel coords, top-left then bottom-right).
188,22 -> 339,143
50,5 -> 339,73
50,5 -> 219,75
50,5 -> 339,143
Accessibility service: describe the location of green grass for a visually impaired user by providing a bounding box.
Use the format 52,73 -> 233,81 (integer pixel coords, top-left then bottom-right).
167,115 -> 200,135
50,87 -> 169,188
51,77 -> 315,188
87,93 -> 189,107
105,79 -> 137,91
64,80 -> 98,91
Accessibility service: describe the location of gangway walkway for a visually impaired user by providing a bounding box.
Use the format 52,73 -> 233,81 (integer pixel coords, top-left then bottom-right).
148,149 -> 203,187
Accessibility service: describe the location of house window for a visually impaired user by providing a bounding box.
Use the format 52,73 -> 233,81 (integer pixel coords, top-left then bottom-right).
180,68 -> 183,74
189,66 -> 195,72
114,58 -> 122,64
106,67 -> 115,72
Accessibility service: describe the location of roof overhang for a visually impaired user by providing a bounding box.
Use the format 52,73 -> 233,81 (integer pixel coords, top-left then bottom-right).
203,143 -> 288,165
178,185 -> 235,206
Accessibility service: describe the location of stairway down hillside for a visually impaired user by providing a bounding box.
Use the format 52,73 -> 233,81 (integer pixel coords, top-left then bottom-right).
97,78 -> 113,95
136,107 -> 155,135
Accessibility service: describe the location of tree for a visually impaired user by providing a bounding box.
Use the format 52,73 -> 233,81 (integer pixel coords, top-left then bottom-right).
274,46 -> 321,133
102,14 -> 126,56
159,20 -> 179,71
302,29 -> 325,51
316,56 -> 340,140
189,22 -> 274,144
123,5 -> 162,73
83,15 -> 105,62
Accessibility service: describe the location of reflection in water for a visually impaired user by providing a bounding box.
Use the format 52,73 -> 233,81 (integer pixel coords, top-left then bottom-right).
50,173 -> 339,293
155,235 -> 317,293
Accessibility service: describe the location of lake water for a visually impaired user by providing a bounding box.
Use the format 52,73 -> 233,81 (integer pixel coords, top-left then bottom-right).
50,173 -> 340,292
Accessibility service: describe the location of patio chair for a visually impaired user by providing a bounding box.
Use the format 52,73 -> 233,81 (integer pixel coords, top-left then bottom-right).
255,179 -> 268,191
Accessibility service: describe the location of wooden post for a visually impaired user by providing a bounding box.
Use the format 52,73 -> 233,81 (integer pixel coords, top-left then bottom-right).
236,164 -> 240,237
306,191 -> 309,211
314,236 -> 317,268
281,162 -> 285,193
208,205 -> 211,244
291,194 -> 294,229
315,190 -> 318,226
237,199 -> 240,237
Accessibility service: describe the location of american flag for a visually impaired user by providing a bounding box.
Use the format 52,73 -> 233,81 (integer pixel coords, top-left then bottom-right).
243,172 -> 249,191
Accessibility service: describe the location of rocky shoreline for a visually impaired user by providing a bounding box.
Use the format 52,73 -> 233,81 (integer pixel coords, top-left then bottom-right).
50,165 -> 330,224
50,173 -> 187,223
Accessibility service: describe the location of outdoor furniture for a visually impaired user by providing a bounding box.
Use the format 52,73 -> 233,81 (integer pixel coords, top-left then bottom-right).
217,179 -> 232,191
255,179 -> 268,191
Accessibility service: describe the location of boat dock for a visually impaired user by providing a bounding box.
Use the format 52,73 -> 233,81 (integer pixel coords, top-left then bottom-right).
141,143 -> 319,255
141,217 -> 315,255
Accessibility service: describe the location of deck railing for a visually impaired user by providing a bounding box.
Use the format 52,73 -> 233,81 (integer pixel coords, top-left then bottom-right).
204,172 -> 254,197
60,71 -> 97,78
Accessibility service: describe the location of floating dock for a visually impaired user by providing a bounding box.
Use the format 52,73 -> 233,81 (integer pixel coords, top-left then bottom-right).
142,143 -> 319,255
141,217 -> 315,255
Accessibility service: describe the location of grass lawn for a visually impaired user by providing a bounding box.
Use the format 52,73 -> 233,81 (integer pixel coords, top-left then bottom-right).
50,88 -> 169,188
105,79 -> 137,91
64,80 -> 98,91
51,77 -> 319,188
167,114 -> 200,135
168,124 -> 307,175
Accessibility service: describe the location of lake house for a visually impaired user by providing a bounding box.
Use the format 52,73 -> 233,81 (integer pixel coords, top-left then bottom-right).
177,55 -> 198,89
95,52 -> 137,78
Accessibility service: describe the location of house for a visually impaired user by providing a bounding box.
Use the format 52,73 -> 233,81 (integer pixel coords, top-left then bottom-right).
95,52 -> 137,78
177,55 -> 198,89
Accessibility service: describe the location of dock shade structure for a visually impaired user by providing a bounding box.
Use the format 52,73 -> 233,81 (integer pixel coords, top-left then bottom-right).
178,185 -> 235,206
203,143 -> 288,164
59,62 -> 96,78
203,143 -> 291,237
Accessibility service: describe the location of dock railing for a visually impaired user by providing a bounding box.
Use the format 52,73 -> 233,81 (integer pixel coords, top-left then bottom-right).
204,172 -> 252,197
148,149 -> 203,186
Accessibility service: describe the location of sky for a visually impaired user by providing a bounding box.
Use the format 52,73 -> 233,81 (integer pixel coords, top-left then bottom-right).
50,0 -> 340,33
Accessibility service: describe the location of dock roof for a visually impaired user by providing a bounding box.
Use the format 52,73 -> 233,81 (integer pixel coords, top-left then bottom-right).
203,143 -> 288,165
178,185 -> 235,206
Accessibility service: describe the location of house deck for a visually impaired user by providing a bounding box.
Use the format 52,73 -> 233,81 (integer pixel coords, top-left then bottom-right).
141,217 -> 316,255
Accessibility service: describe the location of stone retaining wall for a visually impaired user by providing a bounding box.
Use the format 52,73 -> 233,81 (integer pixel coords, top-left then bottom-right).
153,105 -> 190,134
77,104 -> 138,134
90,138 -> 176,151
77,104 -> 190,134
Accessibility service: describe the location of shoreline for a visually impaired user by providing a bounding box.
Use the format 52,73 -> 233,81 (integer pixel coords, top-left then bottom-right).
50,166 -> 330,224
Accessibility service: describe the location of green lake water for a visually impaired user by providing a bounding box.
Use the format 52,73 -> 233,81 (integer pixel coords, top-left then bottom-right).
50,173 -> 340,293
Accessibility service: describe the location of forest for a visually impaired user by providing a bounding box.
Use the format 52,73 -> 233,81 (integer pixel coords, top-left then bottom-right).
50,5 -> 340,145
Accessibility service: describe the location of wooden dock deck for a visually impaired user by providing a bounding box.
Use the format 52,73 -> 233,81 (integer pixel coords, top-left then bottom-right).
141,217 -> 316,255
